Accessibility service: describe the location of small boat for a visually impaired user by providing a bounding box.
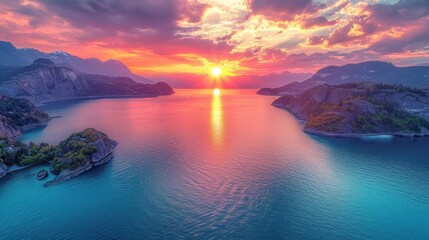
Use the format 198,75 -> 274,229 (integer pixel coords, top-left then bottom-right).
37,170 -> 49,180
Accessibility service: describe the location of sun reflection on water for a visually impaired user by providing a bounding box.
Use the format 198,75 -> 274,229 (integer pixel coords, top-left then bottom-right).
210,89 -> 223,146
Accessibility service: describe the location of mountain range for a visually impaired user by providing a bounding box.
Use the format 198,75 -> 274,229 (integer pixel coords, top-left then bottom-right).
0,41 -> 152,83
258,61 -> 429,96
151,71 -> 312,89
0,58 -> 174,104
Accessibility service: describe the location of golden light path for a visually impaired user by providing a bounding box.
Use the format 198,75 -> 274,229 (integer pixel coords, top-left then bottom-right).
210,88 -> 223,147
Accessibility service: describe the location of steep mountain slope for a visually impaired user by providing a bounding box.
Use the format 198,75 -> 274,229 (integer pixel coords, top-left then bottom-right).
0,40 -> 152,83
258,61 -> 429,96
0,59 -> 173,104
0,41 -> 30,66
0,95 -> 50,139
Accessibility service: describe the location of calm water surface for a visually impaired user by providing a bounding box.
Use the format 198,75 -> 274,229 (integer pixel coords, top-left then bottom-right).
1,89 -> 428,239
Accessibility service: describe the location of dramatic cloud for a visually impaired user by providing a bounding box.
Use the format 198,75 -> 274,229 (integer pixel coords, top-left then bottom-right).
302,16 -> 337,29
247,0 -> 316,20
39,0 -> 208,29
368,0 -> 429,24
316,0 -> 429,48
0,0 -> 428,80
369,24 -> 429,54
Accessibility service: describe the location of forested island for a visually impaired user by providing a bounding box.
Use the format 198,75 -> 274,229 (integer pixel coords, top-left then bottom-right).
0,93 -> 117,185
0,128 -> 117,186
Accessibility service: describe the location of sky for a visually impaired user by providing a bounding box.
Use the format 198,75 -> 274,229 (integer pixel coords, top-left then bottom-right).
0,0 -> 428,78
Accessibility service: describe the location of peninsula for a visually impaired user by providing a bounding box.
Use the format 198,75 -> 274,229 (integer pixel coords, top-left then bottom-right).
272,83 -> 429,137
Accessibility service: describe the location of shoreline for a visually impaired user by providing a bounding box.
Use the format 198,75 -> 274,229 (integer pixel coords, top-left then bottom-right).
273,104 -> 429,139
36,94 -> 162,106
19,121 -> 50,132
303,128 -> 428,138
44,145 -> 117,187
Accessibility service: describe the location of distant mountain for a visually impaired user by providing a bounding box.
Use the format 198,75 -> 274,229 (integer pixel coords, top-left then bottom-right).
258,61 -> 429,96
0,41 -> 31,66
150,71 -> 312,89
272,82 -> 429,137
0,59 -> 174,104
0,40 -> 152,83
229,71 -> 312,88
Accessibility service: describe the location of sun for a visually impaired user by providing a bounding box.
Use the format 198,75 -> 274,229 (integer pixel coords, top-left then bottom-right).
213,88 -> 221,95
211,67 -> 222,77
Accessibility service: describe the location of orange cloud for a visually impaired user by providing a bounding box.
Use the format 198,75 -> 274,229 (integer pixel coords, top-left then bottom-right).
0,0 -> 428,82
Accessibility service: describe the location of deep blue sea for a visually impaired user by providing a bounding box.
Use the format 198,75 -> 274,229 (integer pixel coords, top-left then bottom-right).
1,89 -> 428,239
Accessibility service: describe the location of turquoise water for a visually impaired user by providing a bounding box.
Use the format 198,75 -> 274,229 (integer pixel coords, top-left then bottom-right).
1,89 -> 428,239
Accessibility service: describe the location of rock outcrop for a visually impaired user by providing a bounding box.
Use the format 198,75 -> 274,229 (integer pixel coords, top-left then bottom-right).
0,128 -> 117,182
0,95 -> 50,139
0,162 -> 7,178
272,83 -> 429,137
45,128 -> 117,186
0,59 -> 174,104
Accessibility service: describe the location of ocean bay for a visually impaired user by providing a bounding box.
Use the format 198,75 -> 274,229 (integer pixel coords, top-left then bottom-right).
1,90 -> 428,239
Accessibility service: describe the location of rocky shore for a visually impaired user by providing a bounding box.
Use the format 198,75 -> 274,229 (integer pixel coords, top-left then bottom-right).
272,83 -> 429,138
0,95 -> 50,139
0,162 -> 7,178
44,153 -> 115,187
303,128 -> 429,138
45,128 -> 117,186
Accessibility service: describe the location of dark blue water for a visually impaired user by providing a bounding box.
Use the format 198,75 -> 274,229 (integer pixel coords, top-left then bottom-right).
1,90 -> 428,239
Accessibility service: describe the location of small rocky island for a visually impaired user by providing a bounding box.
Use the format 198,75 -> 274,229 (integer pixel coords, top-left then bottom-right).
0,92 -> 117,184
272,83 -> 429,137
45,128 -> 117,186
0,128 -> 117,185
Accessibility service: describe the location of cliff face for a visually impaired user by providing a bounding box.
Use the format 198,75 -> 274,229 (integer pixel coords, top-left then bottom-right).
0,95 -> 50,139
0,59 -> 91,103
272,83 -> 429,137
89,132 -> 118,166
0,59 -> 174,104
0,117 -> 21,139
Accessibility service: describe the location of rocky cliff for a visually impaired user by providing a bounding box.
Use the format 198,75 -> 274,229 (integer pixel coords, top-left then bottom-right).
0,161 -> 7,178
0,95 -> 50,139
0,59 -> 174,104
272,83 -> 429,137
